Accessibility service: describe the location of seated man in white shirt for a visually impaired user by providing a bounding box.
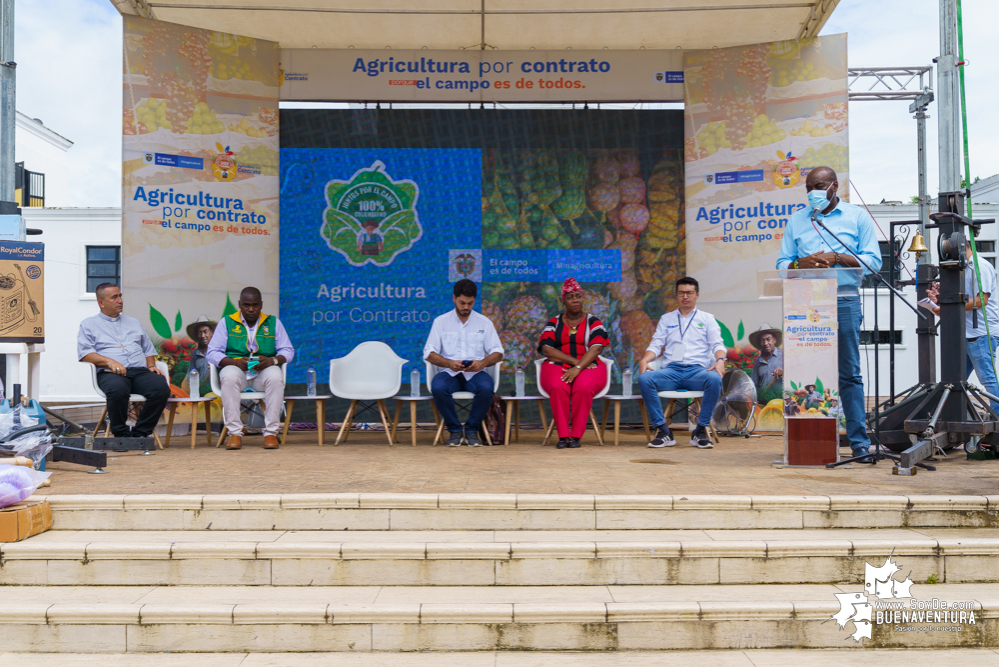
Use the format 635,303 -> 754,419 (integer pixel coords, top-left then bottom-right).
424,279 -> 504,447
637,276 -> 726,449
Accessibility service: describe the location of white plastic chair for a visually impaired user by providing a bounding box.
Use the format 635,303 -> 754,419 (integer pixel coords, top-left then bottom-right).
87,360 -> 169,449
329,342 -> 406,446
425,361 -> 502,446
210,363 -> 288,447
645,358 -> 719,443
534,356 -> 613,445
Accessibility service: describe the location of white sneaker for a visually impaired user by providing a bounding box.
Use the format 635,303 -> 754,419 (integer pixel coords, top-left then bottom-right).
690,428 -> 714,449
647,426 -> 676,448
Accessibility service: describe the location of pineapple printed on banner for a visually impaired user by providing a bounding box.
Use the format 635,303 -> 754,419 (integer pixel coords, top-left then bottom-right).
482,148 -> 685,386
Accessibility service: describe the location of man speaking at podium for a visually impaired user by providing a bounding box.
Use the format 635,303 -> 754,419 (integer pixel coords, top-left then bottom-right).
776,166 -> 882,460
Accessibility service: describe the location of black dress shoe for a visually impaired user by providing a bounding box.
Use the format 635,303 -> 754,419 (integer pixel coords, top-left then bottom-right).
568,438 -> 581,448
556,438 -> 570,449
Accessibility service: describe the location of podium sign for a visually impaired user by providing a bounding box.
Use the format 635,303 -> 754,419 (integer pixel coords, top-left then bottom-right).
782,276 -> 838,465
758,268 -> 862,466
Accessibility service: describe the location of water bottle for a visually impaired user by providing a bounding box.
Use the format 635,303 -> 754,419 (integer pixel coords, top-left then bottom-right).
306,366 -> 317,396
410,368 -> 421,397
622,367 -> 633,397
189,367 -> 200,399
515,368 -> 525,397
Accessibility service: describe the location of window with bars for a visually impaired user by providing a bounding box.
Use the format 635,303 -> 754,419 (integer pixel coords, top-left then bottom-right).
860,330 -> 902,345
975,240 -> 997,269
86,246 -> 120,293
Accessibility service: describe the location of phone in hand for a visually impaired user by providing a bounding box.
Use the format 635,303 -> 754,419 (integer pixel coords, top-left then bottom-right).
461,360 -> 473,368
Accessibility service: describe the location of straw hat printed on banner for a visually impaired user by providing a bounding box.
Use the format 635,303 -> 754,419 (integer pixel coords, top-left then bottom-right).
748,323 -> 782,350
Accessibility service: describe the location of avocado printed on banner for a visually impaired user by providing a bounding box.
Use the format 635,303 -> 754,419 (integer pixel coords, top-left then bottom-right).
321,160 -> 423,266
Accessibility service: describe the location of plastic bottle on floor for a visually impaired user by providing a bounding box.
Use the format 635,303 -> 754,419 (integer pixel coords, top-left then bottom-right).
411,368 -> 421,397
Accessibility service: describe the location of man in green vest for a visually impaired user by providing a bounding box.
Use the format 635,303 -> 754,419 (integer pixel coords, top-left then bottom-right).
206,286 -> 295,450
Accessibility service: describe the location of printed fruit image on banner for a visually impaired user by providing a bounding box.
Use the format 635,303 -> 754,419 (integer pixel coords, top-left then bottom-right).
122,16 -> 279,388
481,148 -> 684,382
684,34 -> 848,303
321,161 -> 423,267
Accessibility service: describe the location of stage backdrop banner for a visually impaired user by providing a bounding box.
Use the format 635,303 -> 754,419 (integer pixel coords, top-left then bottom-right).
122,17 -> 280,390
683,34 -> 848,430
280,110 -> 685,388
280,49 -> 684,103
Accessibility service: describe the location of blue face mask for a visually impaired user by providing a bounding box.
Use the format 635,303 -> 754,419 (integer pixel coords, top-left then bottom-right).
807,189 -> 830,211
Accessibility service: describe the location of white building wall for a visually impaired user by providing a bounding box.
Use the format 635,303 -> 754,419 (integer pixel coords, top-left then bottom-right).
19,207 -> 121,402
14,112 -> 73,209
863,203 -> 999,399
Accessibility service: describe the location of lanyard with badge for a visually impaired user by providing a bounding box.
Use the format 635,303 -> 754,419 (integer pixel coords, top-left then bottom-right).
671,310 -> 698,362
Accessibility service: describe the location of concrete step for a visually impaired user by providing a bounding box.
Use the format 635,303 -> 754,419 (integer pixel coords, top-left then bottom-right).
0,583 -> 993,652
8,650 -> 999,666
2,528 -> 996,586
39,494 -> 999,531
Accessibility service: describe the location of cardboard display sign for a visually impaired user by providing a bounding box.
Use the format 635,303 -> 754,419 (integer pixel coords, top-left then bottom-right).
0,242 -> 44,344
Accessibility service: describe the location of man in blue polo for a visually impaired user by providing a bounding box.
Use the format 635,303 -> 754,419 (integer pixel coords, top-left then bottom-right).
776,166 -> 882,461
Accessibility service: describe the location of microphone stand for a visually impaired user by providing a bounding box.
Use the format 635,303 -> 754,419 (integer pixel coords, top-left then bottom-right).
805,209 -> 932,470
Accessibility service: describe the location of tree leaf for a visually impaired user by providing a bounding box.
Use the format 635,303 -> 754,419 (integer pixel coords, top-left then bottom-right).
149,304 -> 172,339
718,320 -> 735,348
791,381 -> 799,390
815,376 -> 824,395
174,310 -> 183,333
737,320 -> 745,341
222,293 -> 237,318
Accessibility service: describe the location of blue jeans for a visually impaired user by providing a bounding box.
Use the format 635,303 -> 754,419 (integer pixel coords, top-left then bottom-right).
431,371 -> 494,434
838,297 -> 869,455
966,336 -> 999,413
637,363 -> 722,429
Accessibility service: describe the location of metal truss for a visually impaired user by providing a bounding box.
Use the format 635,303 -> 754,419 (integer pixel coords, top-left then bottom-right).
848,66 -> 934,101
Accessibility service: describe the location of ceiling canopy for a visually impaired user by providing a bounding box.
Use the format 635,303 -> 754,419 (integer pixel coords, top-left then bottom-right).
110,0 -> 841,51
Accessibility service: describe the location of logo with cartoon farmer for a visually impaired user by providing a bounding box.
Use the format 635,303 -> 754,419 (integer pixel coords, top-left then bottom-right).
321,160 -> 423,267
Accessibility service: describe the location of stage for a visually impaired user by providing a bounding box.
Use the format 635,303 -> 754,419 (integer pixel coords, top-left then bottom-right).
33,429 -> 999,497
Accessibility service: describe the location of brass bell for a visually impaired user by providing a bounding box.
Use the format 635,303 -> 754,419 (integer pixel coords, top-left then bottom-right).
908,231 -> 929,257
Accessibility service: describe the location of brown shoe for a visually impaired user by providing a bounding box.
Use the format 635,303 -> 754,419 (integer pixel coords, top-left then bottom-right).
263,435 -> 280,449
226,435 -> 242,450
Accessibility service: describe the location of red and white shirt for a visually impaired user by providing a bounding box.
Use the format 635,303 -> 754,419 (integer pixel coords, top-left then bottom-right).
537,313 -> 609,368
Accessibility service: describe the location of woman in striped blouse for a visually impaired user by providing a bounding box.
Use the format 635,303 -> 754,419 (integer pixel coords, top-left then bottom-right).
538,278 -> 610,449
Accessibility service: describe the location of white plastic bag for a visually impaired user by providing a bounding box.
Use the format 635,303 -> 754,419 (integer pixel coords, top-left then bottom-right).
0,465 -> 50,508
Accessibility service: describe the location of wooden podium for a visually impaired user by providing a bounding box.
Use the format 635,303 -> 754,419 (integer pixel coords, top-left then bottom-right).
757,268 -> 863,467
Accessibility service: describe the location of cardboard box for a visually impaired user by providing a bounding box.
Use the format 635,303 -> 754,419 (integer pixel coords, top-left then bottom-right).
0,500 -> 52,542
0,241 -> 44,343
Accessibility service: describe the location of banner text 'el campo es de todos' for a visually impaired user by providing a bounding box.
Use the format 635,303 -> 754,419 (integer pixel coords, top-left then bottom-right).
122,17 -> 280,391
684,35 -> 848,430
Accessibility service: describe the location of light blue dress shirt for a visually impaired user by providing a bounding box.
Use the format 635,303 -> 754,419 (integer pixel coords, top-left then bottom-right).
77,312 -> 157,371
965,259 -> 999,338
776,199 -> 883,290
